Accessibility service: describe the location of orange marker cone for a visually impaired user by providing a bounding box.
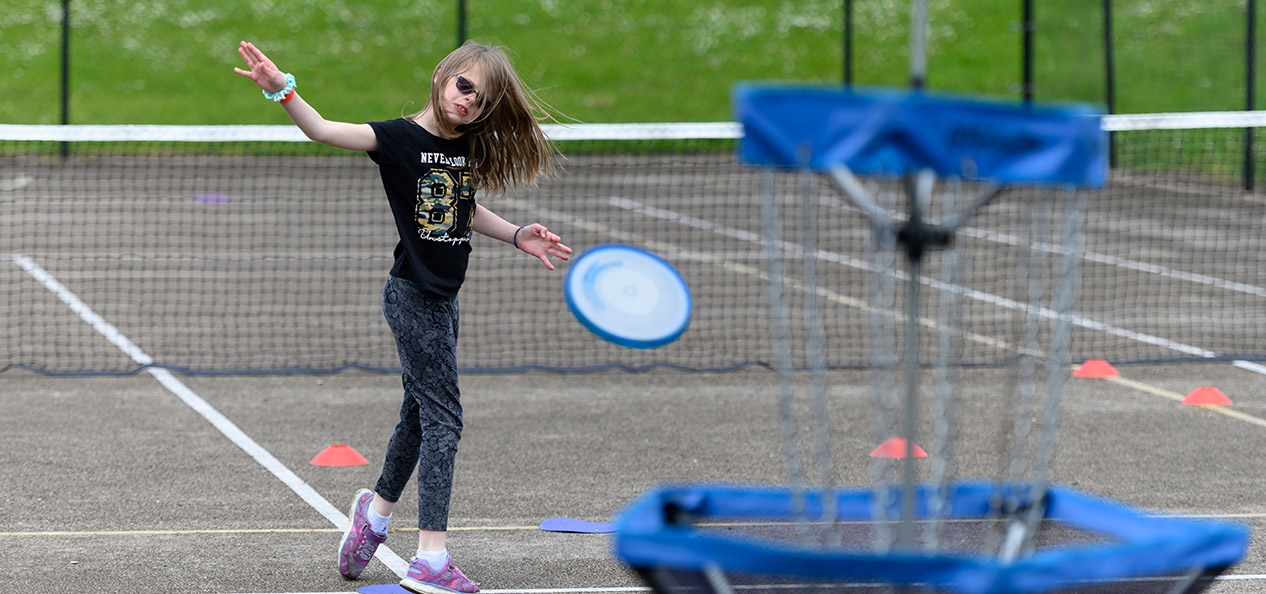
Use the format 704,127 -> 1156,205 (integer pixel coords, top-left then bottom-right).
869,437 -> 928,459
1073,359 -> 1120,378
310,444 -> 370,466
1183,386 -> 1233,406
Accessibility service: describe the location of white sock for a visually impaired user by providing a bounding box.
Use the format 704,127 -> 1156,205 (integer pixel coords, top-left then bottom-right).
366,506 -> 390,535
414,548 -> 449,571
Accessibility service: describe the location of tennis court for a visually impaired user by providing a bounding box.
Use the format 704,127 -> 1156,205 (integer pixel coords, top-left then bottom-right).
2,113 -> 1265,592
3,362 -> 1266,593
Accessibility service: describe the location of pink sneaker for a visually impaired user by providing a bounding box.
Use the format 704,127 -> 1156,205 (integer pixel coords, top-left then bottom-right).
400,555 -> 480,594
337,489 -> 387,580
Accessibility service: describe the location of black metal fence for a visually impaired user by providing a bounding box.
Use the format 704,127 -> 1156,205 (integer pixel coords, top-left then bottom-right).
44,0 -> 1264,189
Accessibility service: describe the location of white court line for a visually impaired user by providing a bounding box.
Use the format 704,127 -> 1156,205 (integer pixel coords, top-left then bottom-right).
10,253 -> 410,578
609,197 -> 1220,360
1234,360 -> 1266,376
813,193 -> 1266,300
811,195 -> 1266,365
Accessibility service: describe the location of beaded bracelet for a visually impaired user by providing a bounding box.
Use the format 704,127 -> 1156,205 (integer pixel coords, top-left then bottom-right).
512,225 -> 527,250
263,73 -> 297,103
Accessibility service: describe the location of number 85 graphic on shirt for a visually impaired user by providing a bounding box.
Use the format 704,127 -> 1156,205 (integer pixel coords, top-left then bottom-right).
415,169 -> 474,239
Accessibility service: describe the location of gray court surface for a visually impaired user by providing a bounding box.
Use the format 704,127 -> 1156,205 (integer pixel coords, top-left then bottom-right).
3,360 -> 1265,593
3,133 -> 1265,593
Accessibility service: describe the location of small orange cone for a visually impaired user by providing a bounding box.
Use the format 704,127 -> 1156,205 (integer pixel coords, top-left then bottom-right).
869,437 -> 928,459
1183,386 -> 1233,406
1073,359 -> 1120,378
310,444 -> 370,466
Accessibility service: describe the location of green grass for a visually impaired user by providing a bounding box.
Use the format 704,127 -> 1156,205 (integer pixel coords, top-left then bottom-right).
0,0 -> 1258,125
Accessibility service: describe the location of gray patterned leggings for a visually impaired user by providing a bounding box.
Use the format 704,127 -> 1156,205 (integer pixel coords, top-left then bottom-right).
374,275 -> 462,531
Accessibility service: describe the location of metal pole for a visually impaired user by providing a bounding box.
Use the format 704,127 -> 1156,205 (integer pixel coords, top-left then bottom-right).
844,0 -> 854,86
1103,0 -> 1116,167
900,254 -> 921,549
898,0 -> 930,548
910,0 -> 928,89
1246,0 -> 1256,191
60,0 -> 70,156
1022,0 -> 1034,103
457,0 -> 467,46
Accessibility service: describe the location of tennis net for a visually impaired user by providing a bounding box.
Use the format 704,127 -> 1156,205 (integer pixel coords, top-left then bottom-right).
2,114 -> 1263,375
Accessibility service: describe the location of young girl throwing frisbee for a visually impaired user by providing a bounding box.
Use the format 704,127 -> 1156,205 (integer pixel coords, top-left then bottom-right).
235,39 -> 571,594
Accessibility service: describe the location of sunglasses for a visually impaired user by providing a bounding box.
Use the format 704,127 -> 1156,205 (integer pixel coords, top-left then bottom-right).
455,74 -> 487,109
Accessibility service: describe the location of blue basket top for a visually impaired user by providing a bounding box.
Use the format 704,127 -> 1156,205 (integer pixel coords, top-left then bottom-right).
735,85 -> 1107,188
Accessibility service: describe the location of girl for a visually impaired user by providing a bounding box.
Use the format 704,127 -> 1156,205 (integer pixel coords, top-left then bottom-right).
235,40 -> 571,594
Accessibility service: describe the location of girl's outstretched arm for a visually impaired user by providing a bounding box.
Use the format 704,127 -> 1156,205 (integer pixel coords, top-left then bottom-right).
472,204 -> 572,270
234,41 -> 378,152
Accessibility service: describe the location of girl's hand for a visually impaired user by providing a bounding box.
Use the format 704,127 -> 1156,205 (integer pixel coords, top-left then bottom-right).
234,41 -> 288,94
515,224 -> 572,270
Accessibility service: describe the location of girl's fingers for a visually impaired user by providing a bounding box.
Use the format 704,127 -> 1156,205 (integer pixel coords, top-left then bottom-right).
239,41 -> 271,69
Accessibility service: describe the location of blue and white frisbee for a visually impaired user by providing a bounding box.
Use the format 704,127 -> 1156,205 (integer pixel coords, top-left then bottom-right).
564,244 -> 691,349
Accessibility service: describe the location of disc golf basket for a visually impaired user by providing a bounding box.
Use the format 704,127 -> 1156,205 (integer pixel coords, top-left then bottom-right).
612,9 -> 1247,593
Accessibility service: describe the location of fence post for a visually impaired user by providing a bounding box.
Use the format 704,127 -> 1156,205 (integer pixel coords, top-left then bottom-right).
60,0 -> 70,156
1022,0 -> 1033,103
457,0 -> 467,47
1103,0 -> 1116,168
843,0 -> 853,86
1246,0 -> 1256,191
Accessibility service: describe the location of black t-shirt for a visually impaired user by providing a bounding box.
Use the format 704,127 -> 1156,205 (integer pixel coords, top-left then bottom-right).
367,118 -> 476,298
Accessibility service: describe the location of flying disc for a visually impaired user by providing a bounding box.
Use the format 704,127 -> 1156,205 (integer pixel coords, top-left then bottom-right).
564,244 -> 691,349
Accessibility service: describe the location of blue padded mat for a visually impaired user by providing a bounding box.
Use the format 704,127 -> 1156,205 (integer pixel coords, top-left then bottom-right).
614,483 -> 1248,594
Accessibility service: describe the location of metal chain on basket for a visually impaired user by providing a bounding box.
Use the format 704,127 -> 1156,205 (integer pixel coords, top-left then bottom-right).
998,187 -> 1086,562
927,180 -> 967,550
997,191 -> 1049,562
800,168 -> 839,547
761,168 -> 811,540
866,180 -> 902,553
1031,188 -> 1086,517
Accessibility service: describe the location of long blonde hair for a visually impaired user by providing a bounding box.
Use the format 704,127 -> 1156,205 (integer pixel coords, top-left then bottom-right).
422,41 -> 558,196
